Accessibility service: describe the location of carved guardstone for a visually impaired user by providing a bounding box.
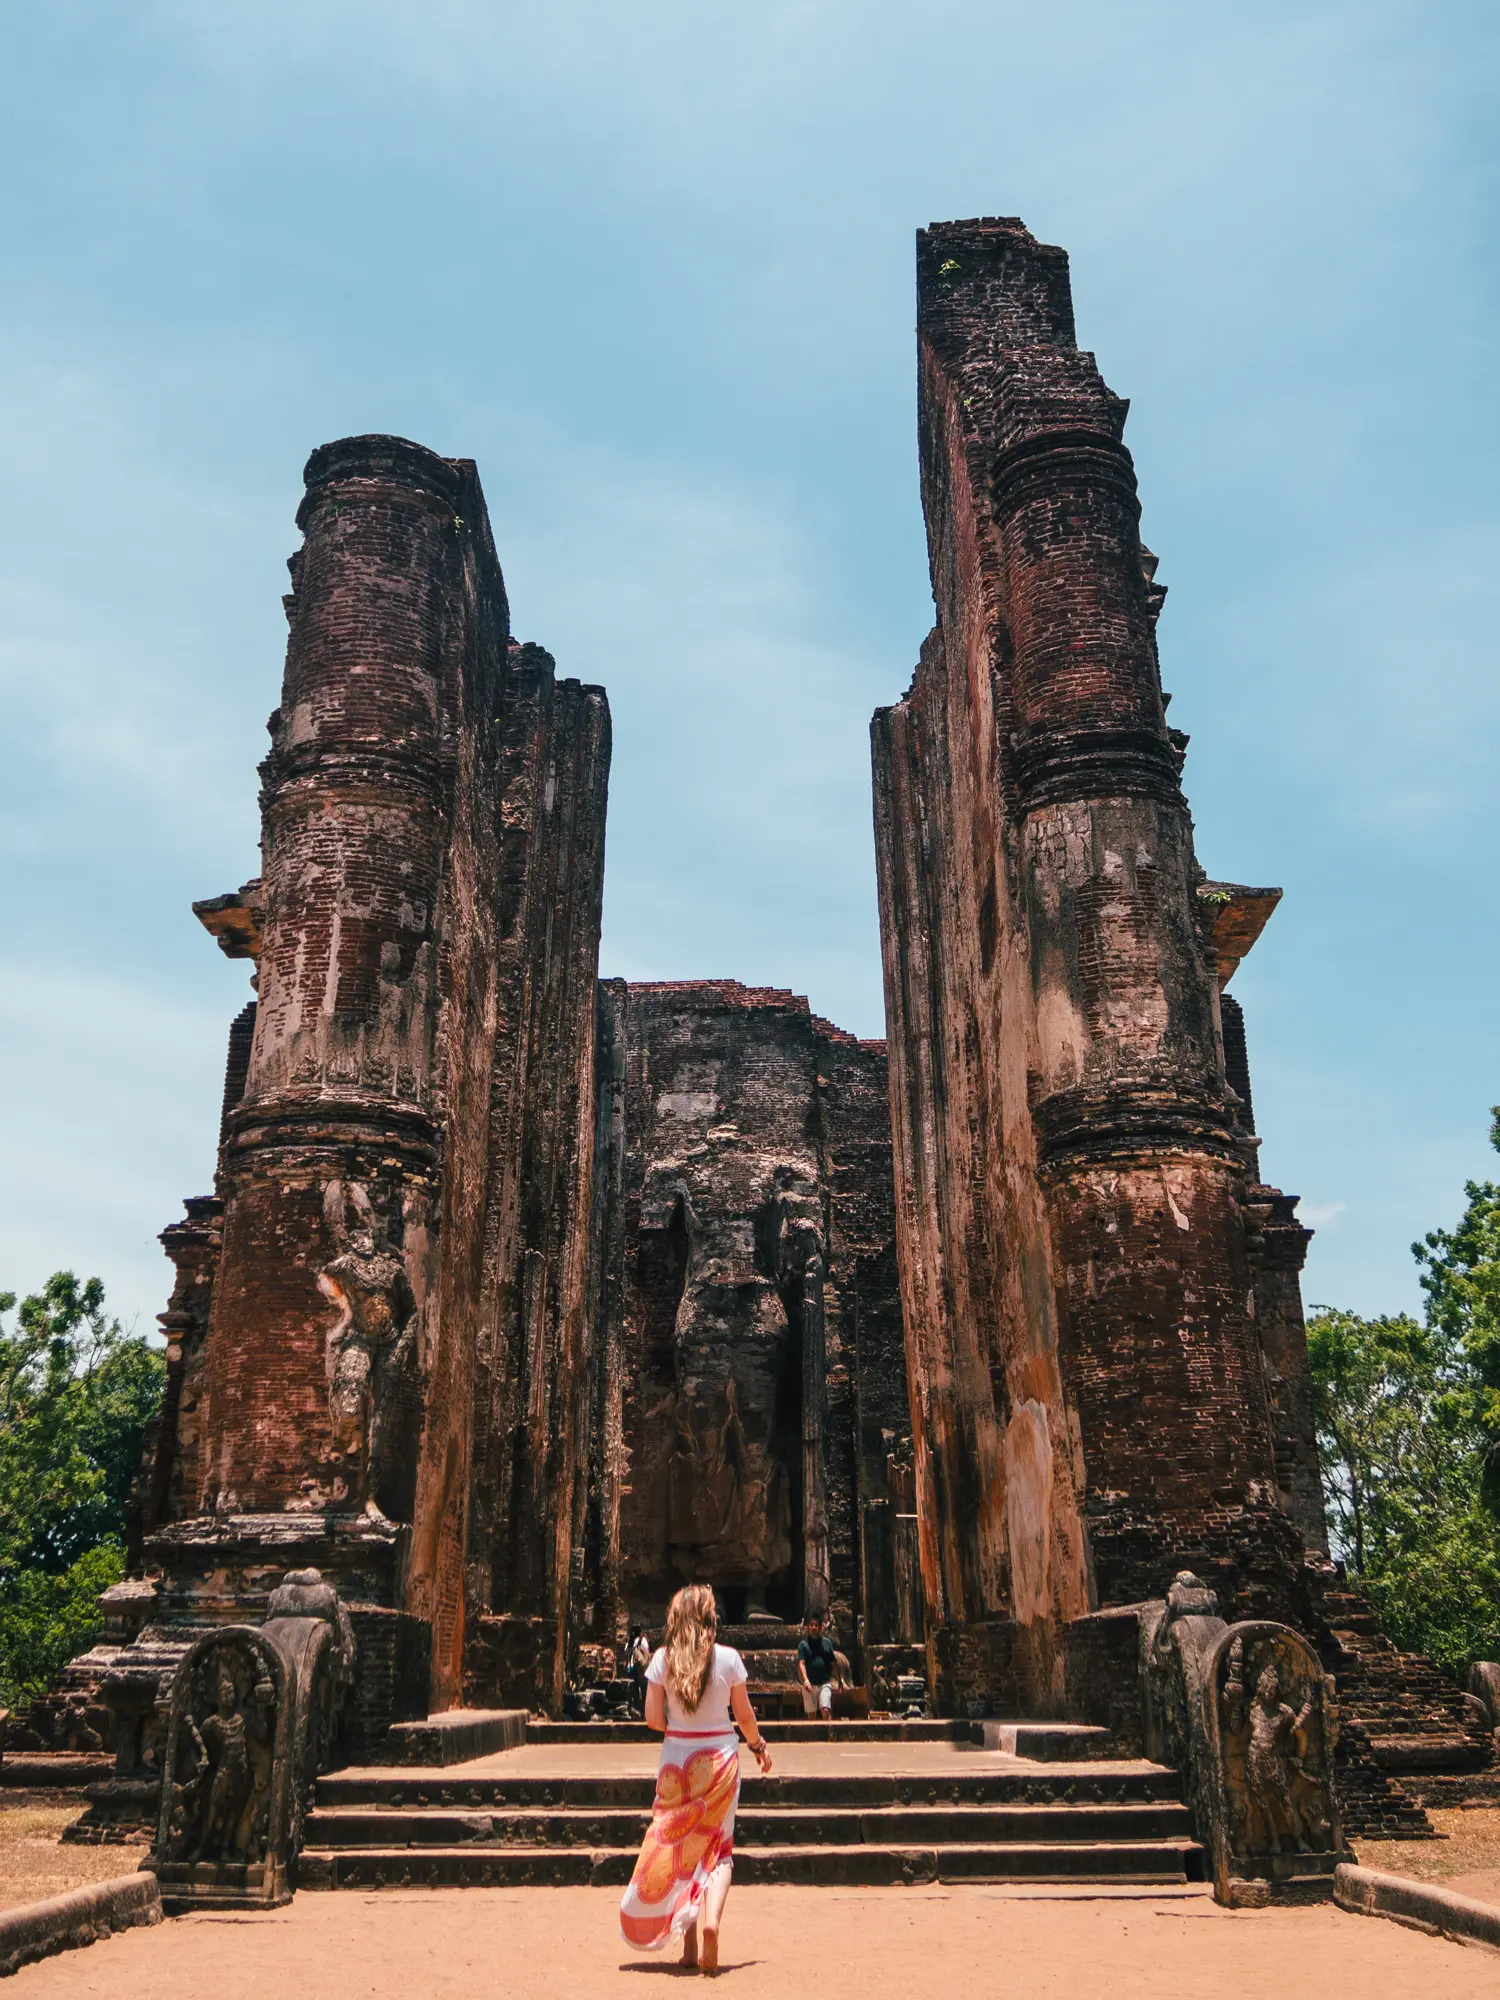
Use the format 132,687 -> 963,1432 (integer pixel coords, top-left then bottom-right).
147,1568 -> 354,1910
1145,1573 -> 1344,1904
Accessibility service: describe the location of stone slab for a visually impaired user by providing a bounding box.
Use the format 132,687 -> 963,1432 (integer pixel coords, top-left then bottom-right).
0,1756 -> 113,1790
1335,1862 -> 1500,1953
0,1871 -> 161,1977
979,1723 -> 1113,1760
371,1709 -> 528,1767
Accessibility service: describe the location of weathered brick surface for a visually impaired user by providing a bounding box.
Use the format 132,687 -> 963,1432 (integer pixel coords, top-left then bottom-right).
577,982 -> 914,1665
1061,1609 -> 1148,1755
870,220 -> 1299,1703
1245,1181 -> 1327,1557
461,653 -> 611,1711
135,435 -> 610,1718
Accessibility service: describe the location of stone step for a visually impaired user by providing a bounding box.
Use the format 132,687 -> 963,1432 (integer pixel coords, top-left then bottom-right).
976,1724 -> 1113,1761
735,1653 -> 801,1680
306,1800 -> 1195,1850
0,1754 -> 112,1789
366,1710 -> 528,1768
683,1624 -> 805,1650
1366,1735 -> 1491,1772
298,1837 -> 1202,1891
524,1717 -> 967,1745
316,1766 -> 1181,1811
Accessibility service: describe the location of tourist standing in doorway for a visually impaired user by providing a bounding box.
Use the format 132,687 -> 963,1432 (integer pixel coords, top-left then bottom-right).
619,1584 -> 773,1974
797,1612 -> 840,1718
627,1627 -> 651,1716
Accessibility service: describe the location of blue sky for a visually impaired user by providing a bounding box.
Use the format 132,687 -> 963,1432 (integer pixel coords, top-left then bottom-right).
0,1 -> 1495,1336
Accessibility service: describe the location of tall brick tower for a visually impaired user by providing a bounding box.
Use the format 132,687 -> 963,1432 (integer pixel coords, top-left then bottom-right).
872,220 -> 1304,1709
147,436 -> 610,1713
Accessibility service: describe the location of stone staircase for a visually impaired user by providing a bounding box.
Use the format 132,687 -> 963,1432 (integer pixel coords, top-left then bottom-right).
715,1622 -> 870,1719
1301,1563 -> 1497,1834
567,1622 -> 873,1725
298,1724 -> 1203,1890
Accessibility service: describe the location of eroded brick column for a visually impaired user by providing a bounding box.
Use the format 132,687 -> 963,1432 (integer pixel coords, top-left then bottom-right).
196,437 -> 464,1524
874,221 -> 1297,1705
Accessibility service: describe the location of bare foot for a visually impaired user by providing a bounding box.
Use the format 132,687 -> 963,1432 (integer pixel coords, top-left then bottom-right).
700,1927 -> 719,1976
680,1924 -> 699,1969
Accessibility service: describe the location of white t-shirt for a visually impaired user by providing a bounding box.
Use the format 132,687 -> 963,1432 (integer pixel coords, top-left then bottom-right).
646,1642 -> 748,1733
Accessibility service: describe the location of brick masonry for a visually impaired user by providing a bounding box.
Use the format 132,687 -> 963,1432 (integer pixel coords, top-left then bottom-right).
85,238 -> 1486,1814
575,980 -> 916,1664
138,436 -> 610,1714
870,220 -> 1326,1705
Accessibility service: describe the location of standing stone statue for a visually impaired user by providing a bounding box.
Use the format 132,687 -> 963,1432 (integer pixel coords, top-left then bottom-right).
1244,1663 -> 1315,1854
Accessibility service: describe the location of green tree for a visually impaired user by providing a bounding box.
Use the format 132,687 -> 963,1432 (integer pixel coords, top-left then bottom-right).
1306,1111 -> 1500,1681
1415,1106 -> 1500,1511
1306,1307 -> 1460,1575
1307,1300 -> 1500,1675
0,1273 -> 165,1707
1312,1304 -> 1500,1680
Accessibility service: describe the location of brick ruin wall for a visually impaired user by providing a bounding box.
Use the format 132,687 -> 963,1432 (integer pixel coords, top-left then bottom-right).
870,221 -> 1319,1708
574,982 -> 916,1668
141,435 -> 609,1713
97,247 -> 1474,1791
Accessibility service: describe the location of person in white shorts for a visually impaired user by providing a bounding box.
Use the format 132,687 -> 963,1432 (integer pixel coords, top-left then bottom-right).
796,1612 -> 839,1717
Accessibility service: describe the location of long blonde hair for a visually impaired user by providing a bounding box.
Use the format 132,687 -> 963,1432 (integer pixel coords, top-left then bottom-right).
663,1584 -> 717,1713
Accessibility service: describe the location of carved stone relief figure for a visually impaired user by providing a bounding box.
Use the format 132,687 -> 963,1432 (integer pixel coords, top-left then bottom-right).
316,1180 -> 417,1515
630,1160 -> 803,1608
159,1638 -> 276,1864
1218,1629 -> 1335,1858
666,1376 -> 793,1591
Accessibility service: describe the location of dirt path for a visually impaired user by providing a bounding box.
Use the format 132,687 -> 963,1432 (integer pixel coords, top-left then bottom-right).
1352,1808 -> 1500,1908
0,1792 -> 147,1912
9,1882 -> 1500,1998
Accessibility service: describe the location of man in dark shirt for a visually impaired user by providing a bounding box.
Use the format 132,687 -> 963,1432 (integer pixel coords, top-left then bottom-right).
796,1613 -> 840,1718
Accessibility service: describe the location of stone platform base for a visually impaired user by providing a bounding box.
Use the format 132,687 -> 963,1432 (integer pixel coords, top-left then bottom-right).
301,1724 -> 1203,1890
0,1872 -> 160,1977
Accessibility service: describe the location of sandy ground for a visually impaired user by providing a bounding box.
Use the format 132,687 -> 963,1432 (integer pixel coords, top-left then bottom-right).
6,1766 -> 1500,1993
1352,1807 -> 1500,1909
0,1792 -> 147,1911
8,1881 -> 1500,1998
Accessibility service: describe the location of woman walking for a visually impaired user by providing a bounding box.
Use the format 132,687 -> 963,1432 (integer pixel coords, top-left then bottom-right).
618,1584 -> 773,1973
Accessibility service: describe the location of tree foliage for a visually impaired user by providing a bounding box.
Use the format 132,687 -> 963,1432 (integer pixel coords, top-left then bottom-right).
0,1273 -> 164,1706
1307,1108 -> 1500,1681
1415,1107 -> 1500,1510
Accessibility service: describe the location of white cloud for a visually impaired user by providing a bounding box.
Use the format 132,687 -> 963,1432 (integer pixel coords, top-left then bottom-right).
1298,1202 -> 1349,1232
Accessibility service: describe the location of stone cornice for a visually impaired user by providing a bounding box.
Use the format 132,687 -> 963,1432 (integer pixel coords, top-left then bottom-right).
992,428 -> 1139,515
297,435 -> 469,530
1034,1080 -> 1243,1175
221,1093 -> 441,1172
260,743 -> 443,808
1013,724 -> 1185,812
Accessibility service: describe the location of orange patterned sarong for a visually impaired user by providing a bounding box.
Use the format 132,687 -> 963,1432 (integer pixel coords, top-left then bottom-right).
618,1734 -> 740,1951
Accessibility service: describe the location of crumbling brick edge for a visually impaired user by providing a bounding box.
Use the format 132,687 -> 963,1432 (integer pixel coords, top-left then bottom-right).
1334,1863 -> 1500,1955
0,1871 -> 161,1978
